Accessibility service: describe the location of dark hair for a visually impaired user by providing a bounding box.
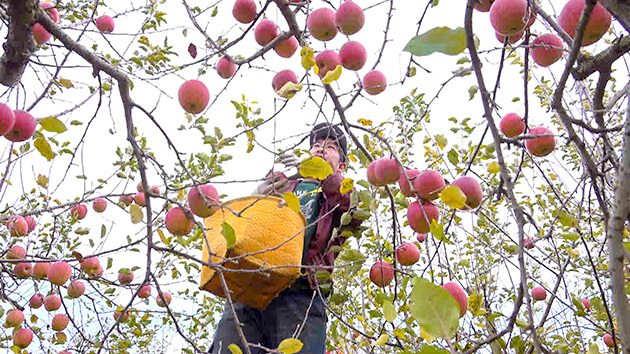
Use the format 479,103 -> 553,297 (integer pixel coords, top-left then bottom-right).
309,123 -> 348,162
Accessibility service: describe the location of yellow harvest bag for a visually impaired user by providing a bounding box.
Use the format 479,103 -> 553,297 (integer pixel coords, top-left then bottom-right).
199,195 -> 306,309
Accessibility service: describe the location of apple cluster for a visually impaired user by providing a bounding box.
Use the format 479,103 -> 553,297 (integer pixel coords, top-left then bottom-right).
0,104 -> 37,144
164,184 -> 221,236
499,112 -> 556,157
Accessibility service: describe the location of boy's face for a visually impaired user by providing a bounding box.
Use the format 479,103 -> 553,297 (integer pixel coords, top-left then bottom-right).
310,138 -> 346,174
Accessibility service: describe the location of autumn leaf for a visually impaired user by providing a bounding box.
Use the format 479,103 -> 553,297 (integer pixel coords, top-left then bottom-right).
130,204 -> 143,224
340,178 -> 353,195
322,65 -> 342,84
221,221 -> 236,249
299,157 -> 333,180
227,344 -> 243,354
409,277 -> 460,339
282,192 -> 300,214
278,338 -> 303,354
188,43 -> 197,58
276,82 -> 303,99
301,46 -> 317,74
40,116 -> 67,133
439,185 -> 467,209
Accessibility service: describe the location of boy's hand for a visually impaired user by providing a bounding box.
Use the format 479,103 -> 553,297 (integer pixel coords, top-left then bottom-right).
256,172 -> 290,195
278,152 -> 300,168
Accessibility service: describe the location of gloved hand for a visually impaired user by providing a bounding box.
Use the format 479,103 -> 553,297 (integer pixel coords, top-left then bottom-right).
277,152 -> 301,168
256,171 -> 290,195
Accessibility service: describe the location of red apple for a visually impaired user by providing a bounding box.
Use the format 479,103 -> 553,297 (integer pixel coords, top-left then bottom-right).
525,126 -> 555,157
44,294 -> 62,311
307,8 -> 337,41
335,1 -> 364,35
119,195 -> 133,206
367,160 -> 386,187
603,333 -> 616,348
232,0 -> 257,24
4,110 -> 36,142
33,262 -> 50,280
315,50 -> 341,79
274,36 -> 299,58
95,15 -> 115,33
156,291 -> 172,307
5,309 -> 24,327
8,215 -> 28,236
558,0 -> 611,46
80,256 -> 100,274
32,2 -> 59,45
187,184 -> 220,218
6,245 -> 26,259
416,233 -> 426,243
87,265 -> 103,279
216,57 -> 237,79
581,298 -> 591,311
489,0 -> 528,36
48,261 -> 72,285
374,158 -> 400,184
0,103 -> 15,135
450,176 -> 483,209
254,19 -> 278,46
443,281 -> 468,317
495,30 -> 524,44
92,198 -> 107,212
413,169 -> 445,200
165,207 -> 195,236
30,293 -> 44,308
407,201 -> 440,234
362,70 -> 387,95
136,182 -> 145,193
14,262 -> 33,278
271,69 -> 298,93
24,216 -> 36,232
70,203 -> 87,220
178,80 -> 209,114
114,308 -> 131,322
395,242 -> 420,266
51,313 -> 70,331
13,328 -> 33,349
138,284 -> 151,299
531,286 -> 546,301
41,2 -> 60,23
133,192 -> 146,206
499,112 -> 525,138
339,41 -> 367,71
398,169 -> 421,197
524,237 -> 535,249
369,261 -> 394,287
67,280 -> 85,298
118,269 -> 134,285
531,33 -> 564,67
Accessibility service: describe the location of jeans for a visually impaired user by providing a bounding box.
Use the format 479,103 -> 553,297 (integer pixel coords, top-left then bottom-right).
209,278 -> 327,354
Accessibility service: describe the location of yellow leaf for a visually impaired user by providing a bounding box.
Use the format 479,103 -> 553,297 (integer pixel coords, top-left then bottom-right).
568,248 -> 580,258
277,82 -> 303,99
37,174 -> 49,188
157,228 -> 168,245
130,204 -> 143,224
439,185 -> 467,209
624,229 -> 629,238
299,157 -> 333,180
301,46 -> 317,74
34,137 -> 55,161
340,178 -> 353,195
383,300 -> 396,322
278,338 -> 303,354
58,78 -> 74,88
357,118 -> 372,126
227,344 -> 243,354
487,161 -> 500,174
348,154 -> 357,162
420,326 -> 435,342
468,293 -> 482,316
321,65 -> 342,84
374,334 -> 389,346
282,192 -> 300,214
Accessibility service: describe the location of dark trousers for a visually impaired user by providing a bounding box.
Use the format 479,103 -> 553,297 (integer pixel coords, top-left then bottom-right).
209,278 -> 327,354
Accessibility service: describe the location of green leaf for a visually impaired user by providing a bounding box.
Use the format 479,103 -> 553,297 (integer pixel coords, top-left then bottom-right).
299,157 -> 333,180
221,221 -> 236,249
557,210 -> 577,228
130,204 -> 143,224
404,27 -> 467,56
227,344 -> 243,354
374,334 -> 389,346
34,137 -> 55,161
587,343 -> 600,354
40,117 -> 67,133
277,338 -> 303,354
430,220 -> 450,243
383,300 -> 397,322
419,345 -> 450,354
409,277 -> 460,339
447,149 -> 459,165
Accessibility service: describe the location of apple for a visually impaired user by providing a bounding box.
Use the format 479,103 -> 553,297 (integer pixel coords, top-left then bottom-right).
87,265 -> 103,279
165,207 -> 195,236
119,194 -> 133,206
44,294 -> 62,311
138,284 -> 152,299
374,158 -> 400,184
14,262 -> 33,278
8,215 -> 28,236
5,110 -> 36,142
603,333 -> 616,348
24,216 -> 37,232
271,69 -> 298,93
118,269 -> 134,285
362,70 -> 387,95
114,308 -> 131,322
581,298 -> 591,311
51,314 -> 70,331
254,19 -> 278,46
54,332 -> 67,343
232,0 -> 257,24
339,41 -> 367,71
48,261 -> 72,285
307,8 -> 337,41
416,233 -> 426,243
187,184 -> 220,218
366,160 -> 386,187
315,50 -> 341,79
7,245 -> 26,259
407,201 -> 440,234
70,203 -> 87,220
67,280 -> 85,298
80,256 -> 100,274
13,328 -> 33,349
335,1 -> 364,35
5,309 -> 24,327
95,15 -> 114,33
0,103 -> 15,135
495,30 -> 524,44
33,23 -> 52,44
156,291 -> 172,307
499,112 -> 525,137
92,198 -> 107,212
531,286 -> 546,301
558,0 -> 611,47
443,282 -> 468,317
33,262 -> 50,280
413,169 -> 445,200
41,2 -> 60,23
136,181 -> 145,192
489,0 -> 528,36
149,185 -> 160,195
30,293 -> 44,308
133,192 -> 146,206
395,242 -> 420,266
531,33 -> 564,67
369,261 -> 394,287
450,176 -> 483,209
398,169 -> 421,197
524,237 -> 535,249
216,57 -> 237,79
178,80 -> 210,114
525,126 -> 555,157
274,36 -> 299,58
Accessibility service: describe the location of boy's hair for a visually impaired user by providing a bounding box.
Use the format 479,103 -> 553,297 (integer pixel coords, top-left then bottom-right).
309,123 -> 348,162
